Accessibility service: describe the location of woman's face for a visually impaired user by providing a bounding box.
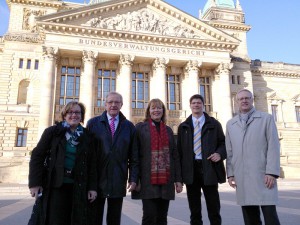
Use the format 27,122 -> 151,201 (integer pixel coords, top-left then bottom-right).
64,104 -> 82,130
149,103 -> 163,122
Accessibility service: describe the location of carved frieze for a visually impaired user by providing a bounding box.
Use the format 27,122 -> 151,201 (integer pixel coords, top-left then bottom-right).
23,8 -> 46,32
4,33 -> 44,43
82,9 -> 201,39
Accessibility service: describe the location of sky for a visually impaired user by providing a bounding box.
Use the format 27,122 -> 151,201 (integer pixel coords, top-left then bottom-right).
0,0 -> 299,64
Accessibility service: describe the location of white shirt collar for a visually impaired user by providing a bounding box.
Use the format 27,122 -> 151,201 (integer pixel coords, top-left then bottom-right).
107,113 -> 119,122
192,114 -> 205,127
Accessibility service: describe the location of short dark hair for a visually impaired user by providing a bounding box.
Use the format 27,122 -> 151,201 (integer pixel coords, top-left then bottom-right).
61,101 -> 86,123
189,94 -> 204,104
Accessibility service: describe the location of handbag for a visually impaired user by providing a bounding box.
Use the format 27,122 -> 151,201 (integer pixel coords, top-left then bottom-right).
27,194 -> 44,225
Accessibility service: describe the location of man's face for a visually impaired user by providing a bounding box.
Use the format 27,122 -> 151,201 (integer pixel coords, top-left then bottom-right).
237,91 -> 254,113
105,94 -> 123,117
190,98 -> 204,116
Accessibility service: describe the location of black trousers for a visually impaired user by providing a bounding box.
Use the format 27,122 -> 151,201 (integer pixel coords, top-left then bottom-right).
47,183 -> 73,225
186,160 -> 221,225
94,197 -> 123,225
142,198 -> 170,225
242,205 -> 281,225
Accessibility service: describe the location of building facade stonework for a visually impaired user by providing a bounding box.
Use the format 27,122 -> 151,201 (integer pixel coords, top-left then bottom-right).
0,0 -> 299,182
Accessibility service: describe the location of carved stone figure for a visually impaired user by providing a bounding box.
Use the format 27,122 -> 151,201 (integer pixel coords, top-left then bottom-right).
81,9 -> 201,39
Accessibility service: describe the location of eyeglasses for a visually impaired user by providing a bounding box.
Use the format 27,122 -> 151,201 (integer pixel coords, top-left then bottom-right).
66,111 -> 81,116
106,101 -> 121,105
238,97 -> 252,101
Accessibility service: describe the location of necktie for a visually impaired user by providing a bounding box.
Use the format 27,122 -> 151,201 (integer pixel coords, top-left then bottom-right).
194,119 -> 202,156
109,117 -> 116,137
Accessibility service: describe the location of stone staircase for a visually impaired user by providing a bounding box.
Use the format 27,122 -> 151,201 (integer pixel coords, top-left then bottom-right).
0,183 -> 29,195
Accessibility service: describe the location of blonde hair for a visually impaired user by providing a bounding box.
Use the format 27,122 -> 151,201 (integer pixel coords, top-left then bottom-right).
144,98 -> 167,123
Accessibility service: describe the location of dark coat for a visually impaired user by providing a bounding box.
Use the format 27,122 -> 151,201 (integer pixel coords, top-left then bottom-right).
177,112 -> 226,186
131,122 -> 182,200
86,111 -> 139,198
29,122 -> 97,225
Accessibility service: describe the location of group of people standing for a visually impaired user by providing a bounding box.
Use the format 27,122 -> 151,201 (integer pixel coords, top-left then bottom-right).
29,89 -> 281,225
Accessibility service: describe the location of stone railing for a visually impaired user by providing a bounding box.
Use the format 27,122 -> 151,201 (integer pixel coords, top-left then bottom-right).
276,122 -> 300,129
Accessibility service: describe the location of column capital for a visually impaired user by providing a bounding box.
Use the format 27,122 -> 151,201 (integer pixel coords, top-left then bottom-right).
152,57 -> 169,70
216,62 -> 233,74
42,46 -> 58,60
184,60 -> 202,73
82,50 -> 98,64
119,54 -> 134,66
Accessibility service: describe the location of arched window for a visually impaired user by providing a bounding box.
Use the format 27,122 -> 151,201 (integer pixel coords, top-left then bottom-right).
17,80 -> 30,104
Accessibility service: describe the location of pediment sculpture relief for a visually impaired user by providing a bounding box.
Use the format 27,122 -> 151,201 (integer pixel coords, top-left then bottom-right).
82,9 -> 201,39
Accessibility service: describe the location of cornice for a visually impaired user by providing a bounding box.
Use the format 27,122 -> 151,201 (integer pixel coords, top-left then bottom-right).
251,69 -> 300,79
39,22 -> 239,51
7,0 -> 63,8
210,22 -> 251,31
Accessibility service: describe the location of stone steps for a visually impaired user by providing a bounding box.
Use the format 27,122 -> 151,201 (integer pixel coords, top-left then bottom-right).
0,183 -> 29,195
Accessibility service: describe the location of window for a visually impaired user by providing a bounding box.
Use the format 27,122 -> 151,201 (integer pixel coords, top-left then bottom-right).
34,60 -> 39,70
237,75 -> 241,85
97,69 -> 116,107
16,128 -> 27,147
199,76 -> 212,112
19,59 -> 23,68
26,59 -> 31,69
231,75 -> 235,84
296,106 -> 300,122
166,74 -> 181,110
59,66 -> 80,105
17,80 -> 30,104
271,105 -> 278,122
132,72 -> 149,108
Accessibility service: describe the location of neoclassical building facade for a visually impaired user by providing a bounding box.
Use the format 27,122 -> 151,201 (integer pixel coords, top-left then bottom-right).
0,0 -> 299,182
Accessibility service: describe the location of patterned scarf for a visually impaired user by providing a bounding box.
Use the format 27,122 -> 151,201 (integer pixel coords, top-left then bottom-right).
239,107 -> 256,129
149,119 -> 170,185
62,121 -> 83,147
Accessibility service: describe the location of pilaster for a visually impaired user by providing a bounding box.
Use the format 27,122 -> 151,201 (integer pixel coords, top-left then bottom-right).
117,54 -> 134,119
216,62 -> 233,129
151,57 -> 168,106
38,46 -> 58,137
182,60 -> 202,112
80,50 -> 98,124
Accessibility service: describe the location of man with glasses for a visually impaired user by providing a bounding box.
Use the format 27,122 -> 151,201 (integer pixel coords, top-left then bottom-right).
226,89 -> 281,225
87,91 -> 139,225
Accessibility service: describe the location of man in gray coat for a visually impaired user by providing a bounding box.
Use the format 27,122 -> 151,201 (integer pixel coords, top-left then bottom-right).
226,89 -> 281,225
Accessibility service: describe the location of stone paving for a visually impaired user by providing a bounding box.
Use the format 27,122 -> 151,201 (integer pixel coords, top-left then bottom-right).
0,179 -> 300,225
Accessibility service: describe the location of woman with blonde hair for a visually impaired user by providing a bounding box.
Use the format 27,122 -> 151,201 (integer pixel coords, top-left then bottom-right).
132,98 -> 183,225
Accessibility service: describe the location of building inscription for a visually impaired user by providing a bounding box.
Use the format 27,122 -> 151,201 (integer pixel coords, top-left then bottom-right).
79,38 -> 206,56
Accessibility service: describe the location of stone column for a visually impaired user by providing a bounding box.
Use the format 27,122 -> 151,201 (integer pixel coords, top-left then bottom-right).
38,46 -> 58,137
216,62 -> 233,129
117,54 -> 134,119
80,50 -> 98,124
182,60 -> 202,113
151,57 -> 168,106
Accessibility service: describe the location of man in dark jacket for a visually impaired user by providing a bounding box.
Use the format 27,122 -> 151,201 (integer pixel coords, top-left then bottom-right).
87,91 -> 139,225
177,94 -> 226,225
